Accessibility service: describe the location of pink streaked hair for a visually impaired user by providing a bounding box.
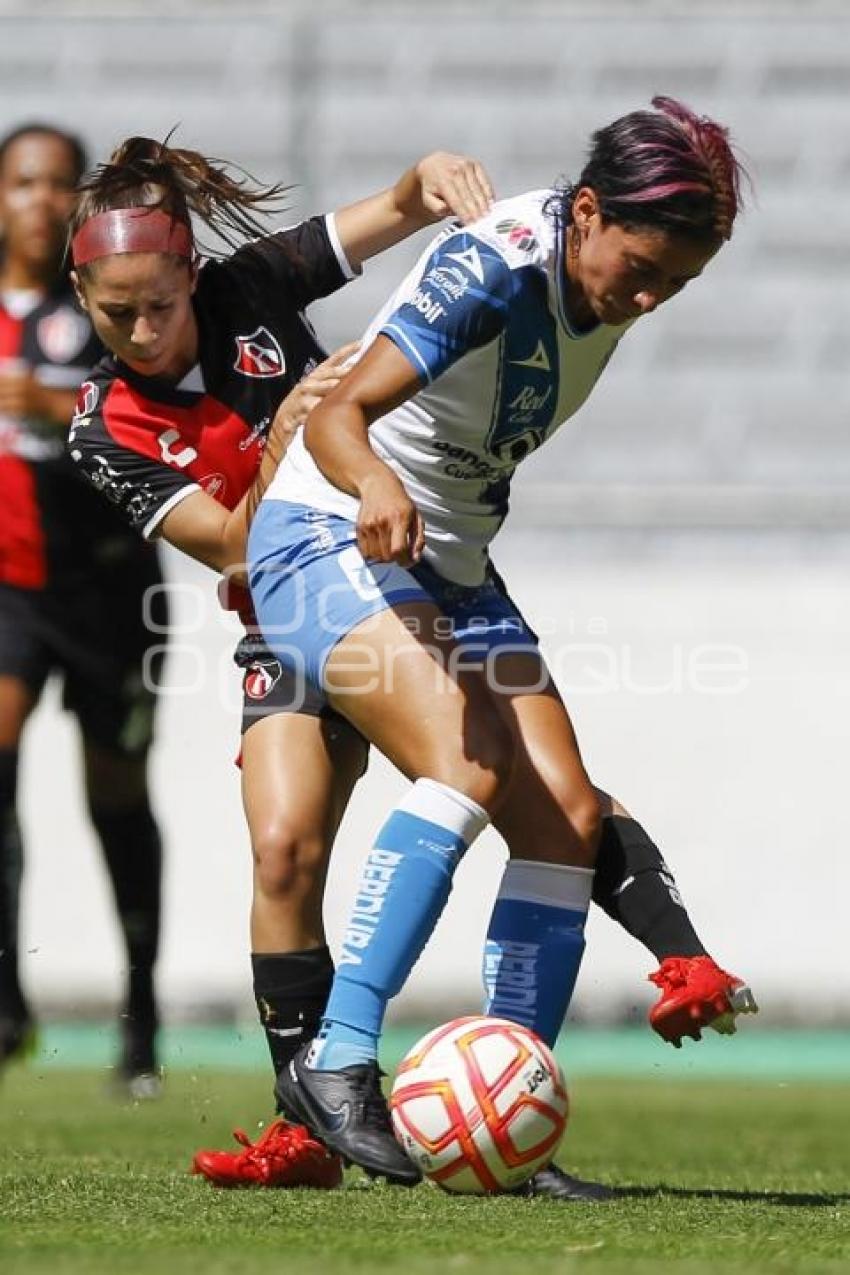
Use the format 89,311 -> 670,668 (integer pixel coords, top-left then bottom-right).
558,96 -> 746,242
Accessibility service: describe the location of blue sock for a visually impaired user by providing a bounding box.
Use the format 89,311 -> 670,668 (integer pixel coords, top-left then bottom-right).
309,779 -> 489,1071
483,859 -> 594,1048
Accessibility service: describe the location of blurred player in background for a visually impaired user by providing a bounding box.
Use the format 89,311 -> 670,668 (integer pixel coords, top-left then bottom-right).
0,123 -> 166,1096
248,96 -> 758,1183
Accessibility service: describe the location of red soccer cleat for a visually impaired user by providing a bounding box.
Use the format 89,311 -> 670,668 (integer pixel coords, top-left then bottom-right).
191,1118 -> 343,1189
649,955 -> 758,1047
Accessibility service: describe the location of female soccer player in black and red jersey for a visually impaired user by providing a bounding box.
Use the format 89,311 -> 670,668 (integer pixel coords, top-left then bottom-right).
66,135 -> 500,1188
68,132 -> 752,1197
0,123 -> 166,1094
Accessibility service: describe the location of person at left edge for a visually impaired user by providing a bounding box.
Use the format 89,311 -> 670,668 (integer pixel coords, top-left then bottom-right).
0,122 -> 167,1096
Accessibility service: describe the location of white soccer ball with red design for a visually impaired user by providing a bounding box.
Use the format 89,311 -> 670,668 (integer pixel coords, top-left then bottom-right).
389,1016 -> 568,1194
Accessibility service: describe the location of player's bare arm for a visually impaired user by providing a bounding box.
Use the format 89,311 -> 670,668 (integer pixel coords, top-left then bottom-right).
333,152 -> 494,270
304,335 -> 426,564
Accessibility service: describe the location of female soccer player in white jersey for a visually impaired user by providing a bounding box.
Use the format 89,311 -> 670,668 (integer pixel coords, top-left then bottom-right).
70,124 -> 751,1199
248,96 -> 757,1183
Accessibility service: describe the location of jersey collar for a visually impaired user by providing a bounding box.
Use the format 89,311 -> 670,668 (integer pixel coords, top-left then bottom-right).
112,292 -> 209,405
112,355 -> 206,407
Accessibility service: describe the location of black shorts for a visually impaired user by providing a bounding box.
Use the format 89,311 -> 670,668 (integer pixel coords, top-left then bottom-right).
0,547 -> 166,759
234,630 -> 349,735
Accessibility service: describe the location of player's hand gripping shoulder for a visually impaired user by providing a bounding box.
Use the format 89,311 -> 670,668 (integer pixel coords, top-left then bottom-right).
398,152 -> 494,226
334,152 -> 494,270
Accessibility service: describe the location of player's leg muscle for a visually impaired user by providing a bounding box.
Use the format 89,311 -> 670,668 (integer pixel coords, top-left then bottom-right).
489,653 -> 602,869
324,602 -> 515,813
241,712 -> 366,952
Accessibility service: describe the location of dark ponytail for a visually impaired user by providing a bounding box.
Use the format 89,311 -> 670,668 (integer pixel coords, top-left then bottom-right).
71,135 -> 289,257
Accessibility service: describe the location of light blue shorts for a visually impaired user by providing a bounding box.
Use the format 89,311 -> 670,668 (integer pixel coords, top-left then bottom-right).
248,500 -> 538,694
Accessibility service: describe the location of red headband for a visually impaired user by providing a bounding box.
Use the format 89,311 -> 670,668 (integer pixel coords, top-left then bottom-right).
71,208 -> 193,267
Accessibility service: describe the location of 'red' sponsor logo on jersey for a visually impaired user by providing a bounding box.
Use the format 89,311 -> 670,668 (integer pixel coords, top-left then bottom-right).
244,659 -> 283,700
234,326 -> 286,378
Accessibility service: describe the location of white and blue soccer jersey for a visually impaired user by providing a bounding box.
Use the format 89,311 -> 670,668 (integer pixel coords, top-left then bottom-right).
268,191 -> 633,585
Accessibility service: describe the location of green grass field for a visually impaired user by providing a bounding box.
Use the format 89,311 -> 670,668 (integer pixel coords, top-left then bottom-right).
1,1052 -> 848,1275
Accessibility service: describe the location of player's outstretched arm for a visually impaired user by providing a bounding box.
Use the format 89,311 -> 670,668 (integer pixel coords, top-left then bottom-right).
333,152 -> 494,271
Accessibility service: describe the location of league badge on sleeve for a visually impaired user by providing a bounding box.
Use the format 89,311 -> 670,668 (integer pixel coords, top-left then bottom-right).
234,327 -> 286,378
495,221 -> 538,253
73,380 -> 100,421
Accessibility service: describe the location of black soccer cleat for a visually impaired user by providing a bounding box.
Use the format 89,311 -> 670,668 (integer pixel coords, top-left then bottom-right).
513,1162 -> 614,1202
275,1044 -> 421,1186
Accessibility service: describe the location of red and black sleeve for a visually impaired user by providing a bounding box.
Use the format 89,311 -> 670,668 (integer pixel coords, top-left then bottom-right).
67,370 -> 198,539
222,214 -> 358,318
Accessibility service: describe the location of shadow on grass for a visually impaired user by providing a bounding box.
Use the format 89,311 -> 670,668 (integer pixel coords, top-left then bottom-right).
609,1185 -> 849,1208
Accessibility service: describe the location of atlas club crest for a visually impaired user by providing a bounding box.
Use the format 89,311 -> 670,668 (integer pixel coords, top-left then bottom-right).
234,327 -> 286,378
73,380 -> 100,420
244,659 -> 283,700
38,306 -> 91,363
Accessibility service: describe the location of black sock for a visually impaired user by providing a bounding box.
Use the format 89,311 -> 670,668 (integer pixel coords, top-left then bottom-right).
252,946 -> 334,1086
592,815 -> 706,962
0,749 -> 26,1020
89,800 -> 162,1069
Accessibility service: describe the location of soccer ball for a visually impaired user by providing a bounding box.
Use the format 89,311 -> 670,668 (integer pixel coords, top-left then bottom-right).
389,1016 -> 568,1194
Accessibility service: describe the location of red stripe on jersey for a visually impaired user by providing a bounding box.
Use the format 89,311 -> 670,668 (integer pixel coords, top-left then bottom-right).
0,306 -> 24,456
0,308 -> 46,587
0,455 -> 47,588
0,306 -> 22,360
101,379 -> 265,511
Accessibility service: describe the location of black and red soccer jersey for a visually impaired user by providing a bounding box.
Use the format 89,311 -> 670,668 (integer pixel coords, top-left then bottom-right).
68,214 -> 356,539
0,276 -> 121,590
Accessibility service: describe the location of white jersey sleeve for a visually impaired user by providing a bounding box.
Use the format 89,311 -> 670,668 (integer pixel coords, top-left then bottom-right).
378,229 -> 516,383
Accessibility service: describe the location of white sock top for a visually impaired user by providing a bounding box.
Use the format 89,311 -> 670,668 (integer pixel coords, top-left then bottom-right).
396,777 -> 490,847
497,858 -> 594,913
